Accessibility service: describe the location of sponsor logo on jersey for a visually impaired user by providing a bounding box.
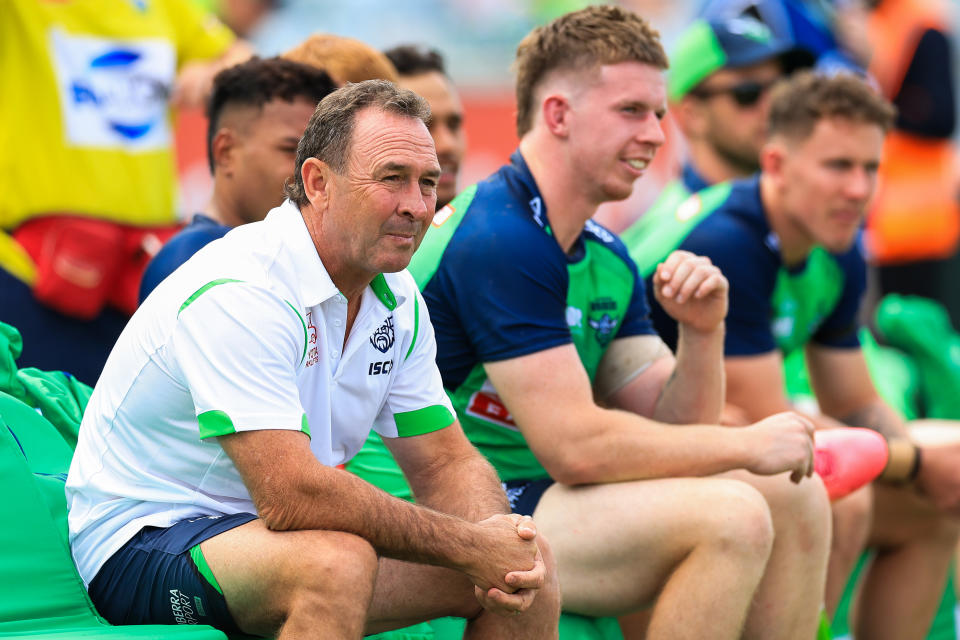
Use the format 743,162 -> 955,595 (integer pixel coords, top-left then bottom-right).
466,390 -> 519,430
305,311 -> 320,367
432,203 -> 455,227
584,220 -> 615,244
676,194 -> 702,222
169,589 -> 198,625
565,305 -> 583,329
589,313 -> 619,347
50,29 -> 175,150
590,297 -> 617,312
370,316 -> 395,353
530,197 -> 546,228
368,360 -> 393,376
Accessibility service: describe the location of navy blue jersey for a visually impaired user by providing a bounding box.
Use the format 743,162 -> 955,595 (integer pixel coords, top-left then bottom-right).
641,176 -> 866,357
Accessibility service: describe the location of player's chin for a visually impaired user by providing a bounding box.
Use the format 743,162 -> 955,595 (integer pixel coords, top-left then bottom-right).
601,180 -> 636,203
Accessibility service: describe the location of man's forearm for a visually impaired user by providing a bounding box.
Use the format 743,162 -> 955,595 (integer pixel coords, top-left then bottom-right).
654,323 -> 725,424
257,464 -> 485,572
838,399 -> 909,440
409,449 -> 510,522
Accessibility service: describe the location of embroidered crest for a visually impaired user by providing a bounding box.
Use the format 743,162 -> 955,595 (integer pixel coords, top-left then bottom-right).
370,315 -> 395,353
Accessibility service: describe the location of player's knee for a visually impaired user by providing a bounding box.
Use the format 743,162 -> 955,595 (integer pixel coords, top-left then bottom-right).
763,473 -> 832,552
703,480 -> 775,560
298,531 -> 378,599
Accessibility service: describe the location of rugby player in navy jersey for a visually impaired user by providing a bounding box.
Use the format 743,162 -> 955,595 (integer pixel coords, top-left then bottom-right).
350,7 -> 832,639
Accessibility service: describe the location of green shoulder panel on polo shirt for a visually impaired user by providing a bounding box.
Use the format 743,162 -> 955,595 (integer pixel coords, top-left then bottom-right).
178,278 -> 245,314
177,278 -> 308,366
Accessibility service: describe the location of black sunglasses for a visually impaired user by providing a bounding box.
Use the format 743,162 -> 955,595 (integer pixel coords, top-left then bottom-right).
690,79 -> 776,107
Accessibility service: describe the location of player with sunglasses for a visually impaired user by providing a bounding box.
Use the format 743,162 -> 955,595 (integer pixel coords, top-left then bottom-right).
621,15 -> 812,251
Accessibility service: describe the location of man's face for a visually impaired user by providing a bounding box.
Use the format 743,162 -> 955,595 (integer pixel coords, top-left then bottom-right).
693,60 -> 783,173
565,61 -> 667,204
776,116 -> 884,253
397,71 -> 465,208
321,108 -> 440,277
229,97 -> 318,224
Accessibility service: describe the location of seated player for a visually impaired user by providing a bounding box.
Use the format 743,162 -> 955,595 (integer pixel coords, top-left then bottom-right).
140,56 -> 336,301
635,71 -> 960,640
351,7 -> 832,639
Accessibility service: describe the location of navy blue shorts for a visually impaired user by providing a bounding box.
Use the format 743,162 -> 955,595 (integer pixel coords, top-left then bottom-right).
503,478 -> 555,516
88,512 -> 257,632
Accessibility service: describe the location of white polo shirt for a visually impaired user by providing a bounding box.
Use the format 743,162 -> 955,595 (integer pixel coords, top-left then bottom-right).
66,200 -> 455,585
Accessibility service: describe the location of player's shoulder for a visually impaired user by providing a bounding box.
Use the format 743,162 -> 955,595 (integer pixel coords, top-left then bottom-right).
583,219 -> 638,268
830,232 -> 868,284
682,179 -> 768,255
445,171 -> 562,262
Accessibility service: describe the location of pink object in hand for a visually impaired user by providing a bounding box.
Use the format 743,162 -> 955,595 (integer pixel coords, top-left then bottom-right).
814,428 -> 889,501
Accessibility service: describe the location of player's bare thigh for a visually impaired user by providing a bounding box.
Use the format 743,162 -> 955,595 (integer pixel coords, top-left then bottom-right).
531,476 -> 773,615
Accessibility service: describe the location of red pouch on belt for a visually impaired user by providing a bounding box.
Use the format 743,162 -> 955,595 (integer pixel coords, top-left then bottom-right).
14,217 -> 125,320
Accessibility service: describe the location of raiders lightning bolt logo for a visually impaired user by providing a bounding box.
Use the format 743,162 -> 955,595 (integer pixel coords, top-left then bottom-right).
370,316 -> 395,353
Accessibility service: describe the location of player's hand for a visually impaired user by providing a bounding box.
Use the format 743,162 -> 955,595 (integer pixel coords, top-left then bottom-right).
742,412 -> 816,483
465,514 -> 543,615
915,443 -> 960,515
653,251 -> 728,333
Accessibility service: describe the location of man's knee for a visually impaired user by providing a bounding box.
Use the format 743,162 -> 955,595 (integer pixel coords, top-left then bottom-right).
754,472 -> 832,552
299,531 -> 379,593
698,480 -> 775,559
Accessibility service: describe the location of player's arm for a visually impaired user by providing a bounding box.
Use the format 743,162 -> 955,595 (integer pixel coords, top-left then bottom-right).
806,344 -> 908,439
382,420 -> 509,522
647,251 -> 728,423
219,429 -> 541,608
805,344 -> 949,496
485,343 -> 816,486
725,349 -> 847,429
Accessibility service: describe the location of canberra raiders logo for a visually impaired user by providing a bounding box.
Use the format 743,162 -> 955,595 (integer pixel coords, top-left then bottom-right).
589,313 -> 619,347
370,316 -> 395,353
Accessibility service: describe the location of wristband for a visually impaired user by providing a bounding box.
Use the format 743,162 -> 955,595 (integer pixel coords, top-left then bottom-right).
879,438 -> 919,484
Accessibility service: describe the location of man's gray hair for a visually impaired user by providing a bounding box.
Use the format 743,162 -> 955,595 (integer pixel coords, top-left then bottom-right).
285,79 -> 431,206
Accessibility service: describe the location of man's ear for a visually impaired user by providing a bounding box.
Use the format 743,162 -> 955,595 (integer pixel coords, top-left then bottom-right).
542,94 -> 572,138
301,157 -> 333,207
759,139 -> 786,184
211,128 -> 236,177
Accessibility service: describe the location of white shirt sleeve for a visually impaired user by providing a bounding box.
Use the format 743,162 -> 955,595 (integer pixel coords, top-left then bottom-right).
373,291 -> 455,438
169,282 -> 308,439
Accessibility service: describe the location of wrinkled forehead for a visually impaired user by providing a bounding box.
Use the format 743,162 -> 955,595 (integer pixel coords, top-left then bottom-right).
349,108 -> 439,171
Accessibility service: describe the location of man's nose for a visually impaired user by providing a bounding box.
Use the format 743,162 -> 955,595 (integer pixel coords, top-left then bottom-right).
637,113 -> 666,149
399,180 -> 432,219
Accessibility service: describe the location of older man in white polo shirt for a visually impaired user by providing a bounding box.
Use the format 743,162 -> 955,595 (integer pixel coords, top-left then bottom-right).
66,80 -> 559,639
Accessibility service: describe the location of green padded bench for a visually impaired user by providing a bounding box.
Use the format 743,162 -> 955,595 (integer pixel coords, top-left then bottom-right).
0,390 -> 227,639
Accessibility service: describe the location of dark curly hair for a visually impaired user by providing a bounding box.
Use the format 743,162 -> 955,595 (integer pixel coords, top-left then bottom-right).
206,56 -> 336,174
